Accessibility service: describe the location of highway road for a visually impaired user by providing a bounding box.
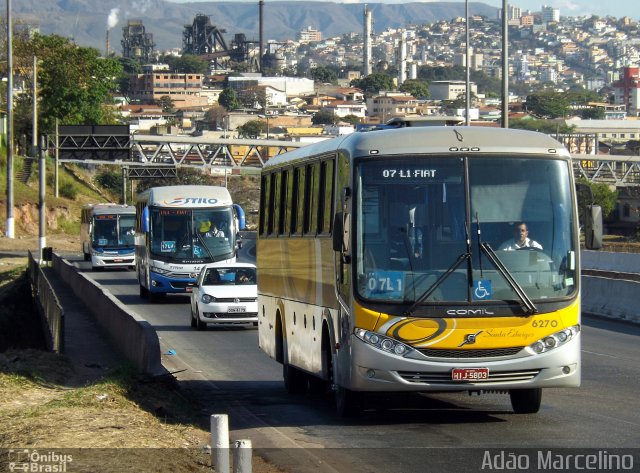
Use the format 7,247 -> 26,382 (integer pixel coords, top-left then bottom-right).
66,237 -> 640,473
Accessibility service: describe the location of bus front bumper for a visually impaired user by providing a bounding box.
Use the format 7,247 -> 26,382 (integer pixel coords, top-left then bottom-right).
148,272 -> 197,294
344,333 -> 581,392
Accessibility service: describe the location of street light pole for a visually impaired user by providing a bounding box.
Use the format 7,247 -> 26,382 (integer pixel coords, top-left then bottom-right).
465,0 -> 470,126
502,0 -> 509,128
5,0 -> 14,238
32,56 -> 37,157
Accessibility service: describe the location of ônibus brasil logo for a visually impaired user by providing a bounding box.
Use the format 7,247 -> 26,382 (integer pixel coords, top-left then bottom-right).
163,196 -> 219,206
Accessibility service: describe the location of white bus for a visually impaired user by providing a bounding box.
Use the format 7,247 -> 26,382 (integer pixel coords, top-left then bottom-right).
258,126 -> 582,416
134,185 -> 245,301
80,203 -> 136,271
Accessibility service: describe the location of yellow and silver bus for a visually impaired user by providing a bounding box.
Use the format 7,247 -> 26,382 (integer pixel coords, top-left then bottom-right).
257,126 -> 581,416
80,203 -> 136,271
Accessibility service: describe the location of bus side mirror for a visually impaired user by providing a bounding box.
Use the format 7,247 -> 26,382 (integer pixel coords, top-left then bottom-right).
584,205 -> 602,250
142,206 -> 150,233
333,212 -> 351,263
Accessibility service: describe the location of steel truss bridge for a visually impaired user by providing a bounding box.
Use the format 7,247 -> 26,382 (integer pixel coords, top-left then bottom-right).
47,133 -> 640,187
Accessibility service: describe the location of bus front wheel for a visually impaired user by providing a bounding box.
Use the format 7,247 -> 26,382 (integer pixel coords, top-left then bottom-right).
335,385 -> 363,418
510,388 -> 542,414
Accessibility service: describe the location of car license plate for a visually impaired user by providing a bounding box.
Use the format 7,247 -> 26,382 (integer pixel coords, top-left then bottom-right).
228,306 -> 246,313
185,287 -> 192,293
452,368 -> 489,381
114,258 -> 123,263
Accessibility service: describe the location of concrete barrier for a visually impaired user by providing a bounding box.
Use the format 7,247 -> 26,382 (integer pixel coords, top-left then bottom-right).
52,253 -> 164,376
582,250 -> 640,273
581,275 -> 640,324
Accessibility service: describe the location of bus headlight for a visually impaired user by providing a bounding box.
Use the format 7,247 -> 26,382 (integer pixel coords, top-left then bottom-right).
355,328 -> 413,357
528,325 -> 580,355
150,266 -> 170,275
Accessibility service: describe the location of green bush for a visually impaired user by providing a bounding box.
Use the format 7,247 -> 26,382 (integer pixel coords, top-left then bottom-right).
59,182 -> 78,200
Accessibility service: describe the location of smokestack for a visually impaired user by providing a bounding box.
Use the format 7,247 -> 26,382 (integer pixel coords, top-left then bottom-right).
363,6 -> 372,76
259,0 -> 264,72
106,29 -> 110,57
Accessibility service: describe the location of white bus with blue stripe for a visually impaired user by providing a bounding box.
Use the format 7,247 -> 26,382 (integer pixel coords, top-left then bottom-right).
81,203 -> 136,271
135,185 -> 246,302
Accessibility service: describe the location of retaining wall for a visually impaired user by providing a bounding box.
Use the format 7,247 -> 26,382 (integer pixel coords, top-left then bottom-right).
52,253 -> 164,375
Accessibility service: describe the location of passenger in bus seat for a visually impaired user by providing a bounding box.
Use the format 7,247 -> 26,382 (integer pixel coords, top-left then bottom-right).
499,222 -> 543,250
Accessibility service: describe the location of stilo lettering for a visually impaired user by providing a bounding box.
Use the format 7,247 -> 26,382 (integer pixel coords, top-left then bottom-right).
482,451 -> 530,470
183,197 -> 218,205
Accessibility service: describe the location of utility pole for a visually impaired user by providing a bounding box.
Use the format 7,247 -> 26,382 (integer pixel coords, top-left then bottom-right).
502,0 -> 509,128
465,0 -> 470,126
32,56 -> 37,157
5,0 -> 14,238
39,135 -> 46,260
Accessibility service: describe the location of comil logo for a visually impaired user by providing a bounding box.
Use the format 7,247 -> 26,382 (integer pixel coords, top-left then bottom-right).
163,197 -> 219,206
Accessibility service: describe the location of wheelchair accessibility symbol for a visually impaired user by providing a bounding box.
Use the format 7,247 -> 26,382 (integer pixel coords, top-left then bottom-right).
473,280 -> 492,300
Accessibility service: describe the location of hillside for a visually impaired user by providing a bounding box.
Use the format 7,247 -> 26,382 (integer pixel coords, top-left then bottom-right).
0,156 -> 261,255
13,1 -> 498,52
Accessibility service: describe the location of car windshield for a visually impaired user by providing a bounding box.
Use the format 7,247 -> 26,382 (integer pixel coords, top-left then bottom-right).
203,267 -> 256,286
354,156 -> 577,309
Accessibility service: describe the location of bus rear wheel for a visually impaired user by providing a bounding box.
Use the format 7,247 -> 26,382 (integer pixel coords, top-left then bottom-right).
510,388 -> 542,414
283,362 -> 307,394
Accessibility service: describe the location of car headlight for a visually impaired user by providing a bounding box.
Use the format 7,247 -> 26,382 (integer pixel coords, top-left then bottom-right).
528,324 -> 580,355
150,266 -> 170,275
355,328 -> 413,357
201,294 -> 215,304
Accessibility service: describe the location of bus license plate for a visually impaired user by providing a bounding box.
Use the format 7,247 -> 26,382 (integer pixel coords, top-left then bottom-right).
452,368 -> 489,381
228,306 -> 245,313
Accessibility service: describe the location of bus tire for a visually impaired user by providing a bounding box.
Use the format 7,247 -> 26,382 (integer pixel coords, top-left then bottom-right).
283,362 -> 307,394
510,388 -> 542,414
335,385 -> 363,418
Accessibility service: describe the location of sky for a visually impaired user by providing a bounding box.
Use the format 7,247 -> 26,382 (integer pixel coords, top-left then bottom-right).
165,0 -> 640,20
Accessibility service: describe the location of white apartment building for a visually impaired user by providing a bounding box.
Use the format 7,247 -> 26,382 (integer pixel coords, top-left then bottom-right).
429,81 -> 478,101
227,76 -> 315,98
542,5 -> 560,23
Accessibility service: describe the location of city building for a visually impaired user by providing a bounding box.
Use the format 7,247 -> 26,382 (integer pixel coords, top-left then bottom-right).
612,67 -> 640,116
429,81 -> 478,101
298,26 -> 322,43
128,64 -> 207,108
365,92 -> 419,122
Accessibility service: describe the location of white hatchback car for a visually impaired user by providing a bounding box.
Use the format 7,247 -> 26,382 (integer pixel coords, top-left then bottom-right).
189,262 -> 258,330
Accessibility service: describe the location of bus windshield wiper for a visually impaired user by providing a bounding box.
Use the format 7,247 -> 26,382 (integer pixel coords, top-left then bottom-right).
480,242 -> 537,314
195,232 -> 215,261
404,218 -> 473,317
404,252 -> 470,317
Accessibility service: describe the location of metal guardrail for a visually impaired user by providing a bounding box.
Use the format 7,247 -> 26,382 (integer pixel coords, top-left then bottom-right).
28,250 -> 64,353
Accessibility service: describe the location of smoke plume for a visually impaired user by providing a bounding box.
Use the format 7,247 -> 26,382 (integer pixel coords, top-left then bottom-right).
107,8 -> 119,30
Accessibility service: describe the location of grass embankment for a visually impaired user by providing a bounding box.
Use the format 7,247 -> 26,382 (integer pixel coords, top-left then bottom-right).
0,264 -> 212,470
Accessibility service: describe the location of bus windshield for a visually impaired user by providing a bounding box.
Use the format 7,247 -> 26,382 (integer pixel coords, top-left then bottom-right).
92,214 -> 136,249
355,156 -> 577,307
149,207 -> 234,262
